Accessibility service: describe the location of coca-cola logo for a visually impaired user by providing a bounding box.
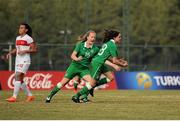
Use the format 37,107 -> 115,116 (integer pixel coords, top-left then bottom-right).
8,73 -> 53,89
7,72 -> 111,90
65,79 -> 86,89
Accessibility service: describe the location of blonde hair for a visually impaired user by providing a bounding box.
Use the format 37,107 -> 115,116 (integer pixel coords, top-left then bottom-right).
76,30 -> 96,42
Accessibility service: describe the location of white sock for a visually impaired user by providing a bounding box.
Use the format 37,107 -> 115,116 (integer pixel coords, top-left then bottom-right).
13,81 -> 21,98
86,82 -> 92,90
107,78 -> 111,82
74,80 -> 78,84
21,82 -> 32,96
57,82 -> 62,89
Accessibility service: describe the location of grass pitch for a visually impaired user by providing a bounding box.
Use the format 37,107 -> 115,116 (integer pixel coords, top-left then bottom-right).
0,90 -> 180,120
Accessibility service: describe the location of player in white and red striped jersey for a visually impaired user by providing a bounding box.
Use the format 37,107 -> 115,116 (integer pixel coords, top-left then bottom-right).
6,23 -> 37,102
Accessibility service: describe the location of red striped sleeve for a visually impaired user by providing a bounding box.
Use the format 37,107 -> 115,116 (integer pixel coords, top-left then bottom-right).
16,40 -> 30,46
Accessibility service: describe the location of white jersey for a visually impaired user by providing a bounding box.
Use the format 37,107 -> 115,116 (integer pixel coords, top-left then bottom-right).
15,34 -> 34,64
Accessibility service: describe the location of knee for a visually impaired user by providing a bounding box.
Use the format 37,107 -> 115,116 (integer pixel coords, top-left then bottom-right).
88,79 -> 96,87
107,76 -> 114,82
15,72 -> 24,82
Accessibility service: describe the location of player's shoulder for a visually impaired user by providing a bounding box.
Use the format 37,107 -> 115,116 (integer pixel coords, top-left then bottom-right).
24,34 -> 33,40
16,36 -> 20,40
76,41 -> 84,46
107,39 -> 116,47
24,34 -> 34,43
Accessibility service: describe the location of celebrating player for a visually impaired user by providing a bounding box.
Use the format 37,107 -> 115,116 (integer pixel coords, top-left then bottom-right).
6,23 -> 37,102
72,29 -> 127,103
45,30 -> 99,103
45,30 -> 121,103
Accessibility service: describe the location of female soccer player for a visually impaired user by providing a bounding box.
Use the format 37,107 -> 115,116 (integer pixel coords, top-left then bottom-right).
45,30 -> 99,103
45,30 -> 121,103
6,23 -> 37,102
72,29 -> 127,103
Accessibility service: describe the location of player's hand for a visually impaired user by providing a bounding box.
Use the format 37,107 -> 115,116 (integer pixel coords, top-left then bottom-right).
118,58 -> 126,63
76,56 -> 83,61
118,58 -> 128,67
114,65 -> 121,71
18,50 -> 27,55
120,61 -> 128,67
6,53 -> 11,60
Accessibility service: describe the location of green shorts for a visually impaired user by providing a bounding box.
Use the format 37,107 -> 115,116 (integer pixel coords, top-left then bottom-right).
90,60 -> 110,80
64,63 -> 90,79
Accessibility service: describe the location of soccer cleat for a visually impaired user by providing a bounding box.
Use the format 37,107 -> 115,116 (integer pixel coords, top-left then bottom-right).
72,95 -> 80,103
45,97 -> 51,103
6,96 -> 17,102
89,88 -> 94,97
80,94 -> 90,103
80,97 -> 90,103
26,96 -> 35,102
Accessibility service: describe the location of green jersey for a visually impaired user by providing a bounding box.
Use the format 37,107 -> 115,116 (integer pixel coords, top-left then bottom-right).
72,41 -> 99,67
93,39 -> 118,64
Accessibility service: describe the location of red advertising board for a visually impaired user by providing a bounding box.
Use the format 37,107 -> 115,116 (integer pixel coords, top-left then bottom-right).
0,71 -> 117,90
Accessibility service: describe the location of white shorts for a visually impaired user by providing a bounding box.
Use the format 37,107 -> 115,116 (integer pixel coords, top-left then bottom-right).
15,63 -> 30,74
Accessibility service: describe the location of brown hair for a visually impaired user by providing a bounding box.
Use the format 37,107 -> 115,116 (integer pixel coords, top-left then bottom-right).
103,29 -> 120,43
20,23 -> 32,37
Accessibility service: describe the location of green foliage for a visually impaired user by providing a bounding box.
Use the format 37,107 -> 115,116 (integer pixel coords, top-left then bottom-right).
0,0 -> 179,71
0,0 -> 179,44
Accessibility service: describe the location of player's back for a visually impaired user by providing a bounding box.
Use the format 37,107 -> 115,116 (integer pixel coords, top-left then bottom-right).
92,39 -> 118,64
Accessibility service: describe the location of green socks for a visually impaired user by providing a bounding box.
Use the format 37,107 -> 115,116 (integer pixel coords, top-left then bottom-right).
47,86 -> 60,99
96,78 -> 108,87
75,86 -> 89,97
74,78 -> 109,99
88,78 -> 108,97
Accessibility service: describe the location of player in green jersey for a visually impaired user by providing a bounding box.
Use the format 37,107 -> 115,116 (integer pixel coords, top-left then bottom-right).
74,57 -> 127,103
72,29 -> 127,103
45,30 -> 121,103
72,60 -> 123,102
45,30 -> 99,103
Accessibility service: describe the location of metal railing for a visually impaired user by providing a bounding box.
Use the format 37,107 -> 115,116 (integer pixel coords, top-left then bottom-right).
0,43 -> 180,71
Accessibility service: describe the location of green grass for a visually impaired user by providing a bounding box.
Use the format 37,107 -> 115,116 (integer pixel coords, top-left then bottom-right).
0,90 -> 180,120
